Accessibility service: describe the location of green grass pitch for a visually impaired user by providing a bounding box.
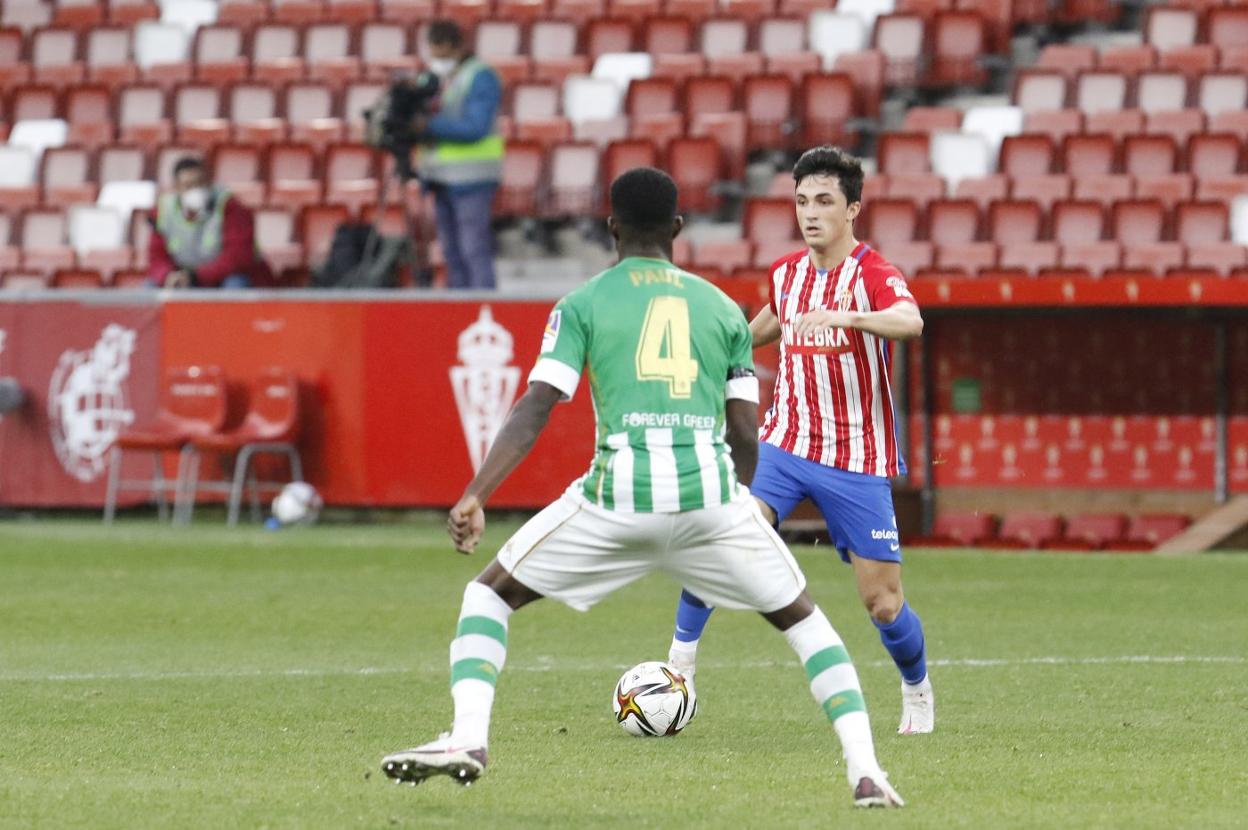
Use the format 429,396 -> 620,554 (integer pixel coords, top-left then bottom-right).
1,518 -> 1245,829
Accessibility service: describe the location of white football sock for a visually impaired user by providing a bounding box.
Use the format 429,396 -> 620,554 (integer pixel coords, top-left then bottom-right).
448,581 -> 512,748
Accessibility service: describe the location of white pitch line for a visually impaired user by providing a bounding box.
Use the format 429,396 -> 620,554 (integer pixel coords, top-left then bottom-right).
0,655 -> 1243,683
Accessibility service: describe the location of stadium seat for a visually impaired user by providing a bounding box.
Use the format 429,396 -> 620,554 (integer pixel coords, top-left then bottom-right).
999,240 -> 1058,275
1074,70 -> 1128,115
68,204 -> 131,277
935,241 -> 996,273
1024,109 -> 1083,143
742,74 -> 793,150
1010,175 -> 1070,210
85,27 -> 138,88
1111,199 -> 1166,245
212,144 -> 266,208
550,0 -> 607,22
610,0 -> 662,23
809,11 -> 871,71
642,16 -> 693,54
251,24 -> 304,86
999,134 -> 1056,177
927,198 -> 980,244
440,0 -> 493,28
1158,44 -> 1217,80
0,26 -> 29,87
360,23 -> 414,80
1051,199 -> 1105,244
49,268 -> 104,289
228,82 -> 285,144
1099,45 -> 1155,77
0,146 -> 41,211
545,142 -> 600,217
1206,6 -> 1248,52
1061,133 -> 1116,176
625,77 -> 678,121
1036,44 -> 1095,80
1123,134 -> 1179,178
1197,72 -> 1248,118
954,175 -> 1008,209
97,179 -> 158,222
690,239 -> 753,277
9,118 -> 69,161
496,140 -> 544,217
834,49 -> 885,119
1014,70 -> 1068,114
593,52 -> 654,94
930,133 -> 991,188
1186,242 -> 1246,276
18,208 -> 76,274
98,145 -> 147,185
1146,109 -> 1206,148
41,146 -> 96,206
563,75 -> 625,138
987,199 -> 1043,244
873,13 -> 924,87
1136,71 -> 1188,115
376,0 -> 436,23
1135,174 -> 1194,210
878,132 -> 930,176
928,11 -> 986,87
668,136 -> 721,213
286,82 -> 343,150
8,84 -> 60,124
254,208 -> 303,273
193,25 -> 249,85
304,23 -> 360,88
890,173 -> 946,207
31,27 -> 85,87
325,0 -> 380,23
1085,109 -> 1144,142
2,2 -> 53,32
173,83 -> 228,147
1072,173 -> 1133,208
902,107 -> 961,134
1186,133 -> 1242,179
1060,241 -> 1121,276
1103,513 -> 1191,551
118,84 -> 171,143
961,105 -> 1023,161
863,198 -> 920,246
134,21 -> 192,84
993,511 -> 1063,549
1175,201 -> 1229,245
63,85 -> 114,148
176,368 -> 304,527
1144,5 -> 1198,51
1045,513 -> 1128,550
268,143 -> 322,209
914,509 -> 997,547
1122,241 -> 1184,275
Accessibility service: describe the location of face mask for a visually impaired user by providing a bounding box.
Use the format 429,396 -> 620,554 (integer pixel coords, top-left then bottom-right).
428,57 -> 457,76
181,187 -> 209,214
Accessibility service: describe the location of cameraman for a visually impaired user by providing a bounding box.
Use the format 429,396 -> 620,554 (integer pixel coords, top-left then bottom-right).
414,20 -> 504,290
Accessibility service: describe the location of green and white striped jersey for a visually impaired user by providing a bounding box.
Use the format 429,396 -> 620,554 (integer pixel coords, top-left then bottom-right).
528,257 -> 759,513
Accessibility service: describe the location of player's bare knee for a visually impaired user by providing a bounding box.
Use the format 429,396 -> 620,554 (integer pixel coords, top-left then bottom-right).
474,561 -> 542,610
863,589 -> 903,625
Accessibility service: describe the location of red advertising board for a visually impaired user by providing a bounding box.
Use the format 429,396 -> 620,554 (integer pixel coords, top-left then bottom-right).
0,300 -> 161,506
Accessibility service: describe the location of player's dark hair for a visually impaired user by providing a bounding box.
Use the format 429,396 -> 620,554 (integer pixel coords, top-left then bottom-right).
792,146 -> 865,205
173,156 -> 206,179
609,167 -> 679,235
427,19 -> 465,48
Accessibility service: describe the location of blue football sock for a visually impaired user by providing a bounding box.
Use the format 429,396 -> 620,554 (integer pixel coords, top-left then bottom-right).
673,590 -> 714,643
874,602 -> 927,685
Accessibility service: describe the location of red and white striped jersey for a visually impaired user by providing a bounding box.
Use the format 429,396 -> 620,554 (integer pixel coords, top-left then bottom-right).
760,242 -> 916,477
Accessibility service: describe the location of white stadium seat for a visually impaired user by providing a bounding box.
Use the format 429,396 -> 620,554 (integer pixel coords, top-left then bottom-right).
809,11 -> 870,71
930,132 -> 993,187
68,206 -> 128,255
135,21 -> 192,70
7,119 -> 69,160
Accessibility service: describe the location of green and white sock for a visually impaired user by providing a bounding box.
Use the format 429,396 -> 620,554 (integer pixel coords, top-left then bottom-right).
449,581 -> 512,748
784,607 -> 881,783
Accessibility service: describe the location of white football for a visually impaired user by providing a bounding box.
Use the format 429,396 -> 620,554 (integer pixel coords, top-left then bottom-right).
612,661 -> 696,737
271,481 -> 323,526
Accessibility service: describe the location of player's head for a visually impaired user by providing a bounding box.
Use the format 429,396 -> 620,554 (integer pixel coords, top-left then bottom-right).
792,146 -> 864,252
607,167 -> 684,258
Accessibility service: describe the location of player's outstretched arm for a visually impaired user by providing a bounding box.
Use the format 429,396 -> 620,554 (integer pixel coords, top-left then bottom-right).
749,305 -> 782,348
724,398 -> 760,487
447,381 -> 563,554
795,301 -> 924,342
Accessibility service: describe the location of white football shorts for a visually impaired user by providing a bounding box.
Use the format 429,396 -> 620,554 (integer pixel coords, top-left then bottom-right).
496,486 -> 806,613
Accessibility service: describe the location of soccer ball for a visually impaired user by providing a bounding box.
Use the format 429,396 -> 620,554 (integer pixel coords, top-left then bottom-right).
612,661 -> 696,737
271,481 -> 323,526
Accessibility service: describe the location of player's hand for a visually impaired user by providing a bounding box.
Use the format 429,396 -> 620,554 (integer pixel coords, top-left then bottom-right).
795,309 -> 854,337
448,494 -> 485,555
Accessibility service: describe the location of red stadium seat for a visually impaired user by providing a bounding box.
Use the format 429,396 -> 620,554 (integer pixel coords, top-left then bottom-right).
1051,200 -> 1105,244
935,242 -> 996,273
834,49 -> 885,119
668,136 -> 722,213
987,199 -> 1043,244
1187,134 -> 1241,180
1174,200 -> 1229,245
993,511 -> 1063,549
1159,44 -> 1217,79
324,143 -> 380,214
31,28 -> 85,87
1024,109 -> 1083,143
692,240 -> 753,275
650,53 -> 705,84
1135,174 -> 1194,210
173,83 -> 228,148
1014,70 -> 1068,113
229,82 -> 286,145
325,0 -> 379,23
742,74 -> 793,150
1122,242 -> 1184,276
304,23 -> 360,88
268,143 -> 322,209
642,16 -> 694,54
928,11 -> 986,87
873,13 -> 925,87
1056,0 -> 1118,26
550,0 -> 607,22
1197,72 -> 1248,121
743,197 -> 798,244
881,241 -> 933,277
64,84 -> 115,148
685,75 -> 735,119
85,27 -> 137,88
1084,109 -> 1144,142
1207,6 -> 1248,53
496,140 -> 545,217
53,0 -> 104,30
1100,45 -> 1155,77
1104,514 -> 1191,551
863,198 -> 921,246
610,0 -> 663,23
1146,109 -> 1206,147
999,241 -> 1058,275
440,0 -> 493,28
948,175 -> 1008,208
586,18 -> 637,61
1060,241 -> 1121,276
1073,173 -> 1134,208
1123,134 -> 1178,178
18,208 -> 76,274
251,24 -> 304,86
878,133 -> 931,176
690,111 -> 744,178
625,77 -> 679,119
1074,70 -> 1128,115
891,173 -> 947,208
1144,5 -> 1198,50
546,142 -> 601,217
1010,175 -> 1071,211
287,82 -> 343,150
194,25 -> 249,85
270,0 -> 325,23
1111,199 -> 1167,245
927,198 -> 980,244
359,23 -> 414,80
376,0 -> 435,23
0,26 -> 29,88
1061,133 -> 1116,177
758,18 -> 807,60
902,106 -> 962,134
51,268 -> 104,288
1045,513 -> 1128,550
915,510 -> 997,547
699,17 -> 748,58
109,0 -> 159,24
254,208 -> 303,273
1186,243 -> 1247,276
41,146 -> 96,207
706,52 -> 766,87
98,144 -> 146,184
299,203 -> 349,267
721,0 -> 774,23
1135,71 -> 1188,116
799,73 -> 856,148
999,134 -> 1056,178
1036,44 -> 1095,80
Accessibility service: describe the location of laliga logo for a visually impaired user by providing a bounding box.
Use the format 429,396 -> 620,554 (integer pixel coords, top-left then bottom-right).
48,324 -> 137,482
450,306 -> 520,473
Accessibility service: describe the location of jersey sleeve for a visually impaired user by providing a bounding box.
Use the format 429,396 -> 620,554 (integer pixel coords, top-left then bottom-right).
527,294 -> 588,400
864,259 -> 919,312
724,305 -> 759,403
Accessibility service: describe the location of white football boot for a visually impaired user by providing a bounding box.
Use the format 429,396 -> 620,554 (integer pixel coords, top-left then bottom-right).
898,675 -> 935,735
852,771 -> 905,808
381,733 -> 488,787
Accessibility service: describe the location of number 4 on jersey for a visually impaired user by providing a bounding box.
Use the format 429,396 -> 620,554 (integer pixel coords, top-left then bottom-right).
635,296 -> 700,399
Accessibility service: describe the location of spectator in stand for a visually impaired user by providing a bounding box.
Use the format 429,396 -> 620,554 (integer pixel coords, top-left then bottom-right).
413,20 -> 504,290
148,157 -> 273,289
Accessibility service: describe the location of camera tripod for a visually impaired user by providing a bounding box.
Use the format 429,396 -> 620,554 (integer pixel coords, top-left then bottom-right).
356,148 -> 434,288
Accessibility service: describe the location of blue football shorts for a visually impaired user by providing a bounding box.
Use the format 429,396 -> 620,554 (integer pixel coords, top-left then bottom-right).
749,441 -> 902,564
